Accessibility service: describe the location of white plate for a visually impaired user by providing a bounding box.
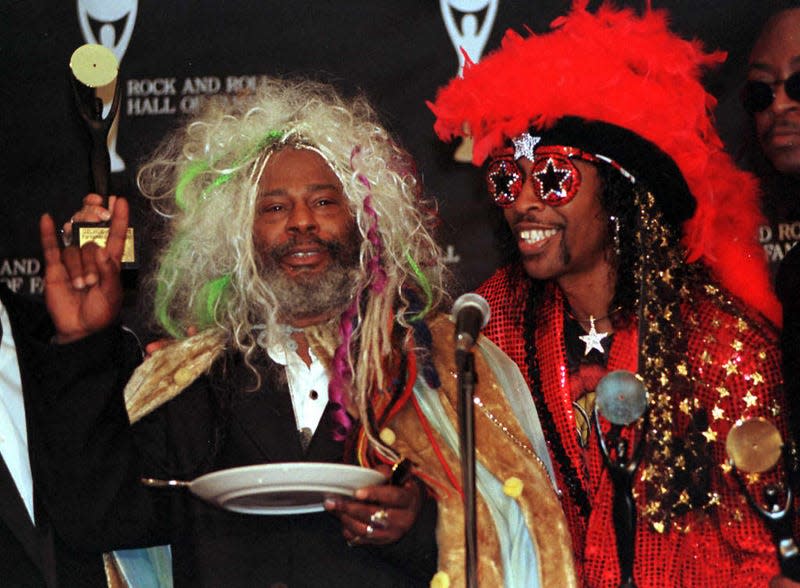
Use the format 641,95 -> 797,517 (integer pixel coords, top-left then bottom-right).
189,462 -> 386,515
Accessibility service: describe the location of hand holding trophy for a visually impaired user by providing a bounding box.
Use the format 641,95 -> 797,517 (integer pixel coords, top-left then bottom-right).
68,43 -> 136,267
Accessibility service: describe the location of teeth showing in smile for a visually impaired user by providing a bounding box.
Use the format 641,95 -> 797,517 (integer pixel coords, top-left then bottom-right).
520,228 -> 558,244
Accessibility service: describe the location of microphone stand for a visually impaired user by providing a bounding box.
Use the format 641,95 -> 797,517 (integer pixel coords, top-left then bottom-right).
456,349 -> 478,588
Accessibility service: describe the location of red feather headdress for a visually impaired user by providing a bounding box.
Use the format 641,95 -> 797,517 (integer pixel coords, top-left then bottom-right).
429,1 -> 779,325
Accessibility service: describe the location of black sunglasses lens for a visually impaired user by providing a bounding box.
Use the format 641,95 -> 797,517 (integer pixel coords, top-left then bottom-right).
742,81 -> 774,113
785,72 -> 800,102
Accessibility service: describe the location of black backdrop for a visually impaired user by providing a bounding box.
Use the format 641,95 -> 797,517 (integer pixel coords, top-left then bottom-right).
0,1 -> 792,323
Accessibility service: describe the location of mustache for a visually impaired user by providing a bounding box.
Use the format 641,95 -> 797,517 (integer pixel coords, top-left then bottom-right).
266,235 -> 343,259
508,212 -> 564,230
257,233 -> 361,272
764,118 -> 800,138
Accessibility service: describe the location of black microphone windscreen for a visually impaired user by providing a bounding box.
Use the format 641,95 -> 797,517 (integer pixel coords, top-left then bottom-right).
451,293 -> 490,328
452,293 -> 490,352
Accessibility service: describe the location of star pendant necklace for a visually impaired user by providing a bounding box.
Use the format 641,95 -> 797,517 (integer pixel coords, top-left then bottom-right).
568,306 -> 621,356
578,316 -> 608,355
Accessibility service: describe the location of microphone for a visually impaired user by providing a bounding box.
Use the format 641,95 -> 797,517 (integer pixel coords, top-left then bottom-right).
452,293 -> 490,353
451,293 -> 490,588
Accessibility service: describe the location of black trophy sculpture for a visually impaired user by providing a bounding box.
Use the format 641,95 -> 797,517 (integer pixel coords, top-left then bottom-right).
594,369 -> 648,588
69,44 -> 135,266
726,417 -> 800,581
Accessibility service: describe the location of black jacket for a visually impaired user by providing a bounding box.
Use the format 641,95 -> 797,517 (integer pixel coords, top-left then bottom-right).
33,325 -> 437,587
777,244 -> 800,448
0,285 -> 105,588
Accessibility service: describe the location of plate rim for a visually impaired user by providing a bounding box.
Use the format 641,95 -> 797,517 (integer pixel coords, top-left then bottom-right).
188,462 -> 386,515
191,461 -> 385,486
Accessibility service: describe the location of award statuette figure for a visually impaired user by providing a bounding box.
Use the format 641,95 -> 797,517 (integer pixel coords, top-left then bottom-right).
594,370 -> 649,588
726,418 -> 800,581
69,43 -> 136,267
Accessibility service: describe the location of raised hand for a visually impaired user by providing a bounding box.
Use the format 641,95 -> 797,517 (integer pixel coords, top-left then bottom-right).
40,197 -> 129,343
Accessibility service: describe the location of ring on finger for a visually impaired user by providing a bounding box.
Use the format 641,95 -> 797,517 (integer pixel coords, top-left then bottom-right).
365,523 -> 375,537
370,508 -> 389,529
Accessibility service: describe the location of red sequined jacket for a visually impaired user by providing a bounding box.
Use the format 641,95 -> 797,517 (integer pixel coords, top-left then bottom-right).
478,266 -> 788,588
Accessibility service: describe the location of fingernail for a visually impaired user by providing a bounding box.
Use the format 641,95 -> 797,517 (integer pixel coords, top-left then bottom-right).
323,499 -> 336,510
84,273 -> 98,286
72,277 -> 85,290
100,210 -> 111,221
354,490 -> 367,500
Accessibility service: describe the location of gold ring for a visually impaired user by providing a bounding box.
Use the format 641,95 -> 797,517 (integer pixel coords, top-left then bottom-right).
365,524 -> 375,536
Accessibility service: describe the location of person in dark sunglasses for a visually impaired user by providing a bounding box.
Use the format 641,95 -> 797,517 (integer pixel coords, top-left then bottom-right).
741,7 -> 800,283
746,7 -> 800,176
747,15 -> 800,586
749,8 -> 800,520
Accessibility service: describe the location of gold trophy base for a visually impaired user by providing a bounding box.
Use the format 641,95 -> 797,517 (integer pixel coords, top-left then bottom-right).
72,222 -> 137,268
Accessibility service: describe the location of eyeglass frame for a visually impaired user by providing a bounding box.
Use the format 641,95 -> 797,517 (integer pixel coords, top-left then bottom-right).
485,136 -> 635,208
741,72 -> 800,114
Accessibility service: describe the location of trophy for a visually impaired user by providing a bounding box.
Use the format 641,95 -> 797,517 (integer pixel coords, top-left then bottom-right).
69,43 -> 136,267
77,0 -> 139,174
594,370 -> 649,588
726,417 -> 800,581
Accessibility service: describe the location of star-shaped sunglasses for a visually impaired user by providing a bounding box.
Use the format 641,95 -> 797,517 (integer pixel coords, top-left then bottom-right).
485,141 -> 634,208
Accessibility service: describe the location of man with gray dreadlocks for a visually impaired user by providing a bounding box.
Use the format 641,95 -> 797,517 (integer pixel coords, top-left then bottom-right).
34,78 -> 575,587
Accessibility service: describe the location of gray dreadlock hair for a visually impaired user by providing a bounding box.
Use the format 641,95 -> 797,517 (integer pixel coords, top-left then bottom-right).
137,77 -> 449,450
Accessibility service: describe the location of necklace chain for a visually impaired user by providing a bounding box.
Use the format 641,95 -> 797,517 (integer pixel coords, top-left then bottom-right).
564,305 -> 623,326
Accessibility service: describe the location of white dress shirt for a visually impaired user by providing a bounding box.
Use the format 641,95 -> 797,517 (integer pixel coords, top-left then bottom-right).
0,301 -> 35,522
266,340 -> 330,437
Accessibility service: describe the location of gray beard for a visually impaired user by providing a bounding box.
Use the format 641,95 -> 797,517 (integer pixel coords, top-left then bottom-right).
257,233 -> 360,322
266,262 -> 358,321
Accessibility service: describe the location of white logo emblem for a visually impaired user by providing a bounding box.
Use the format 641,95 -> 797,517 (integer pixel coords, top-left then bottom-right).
440,0 -> 499,76
440,1 -> 499,163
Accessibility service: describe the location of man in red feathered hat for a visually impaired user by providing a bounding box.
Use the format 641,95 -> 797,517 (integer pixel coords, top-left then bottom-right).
430,2 -> 799,586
